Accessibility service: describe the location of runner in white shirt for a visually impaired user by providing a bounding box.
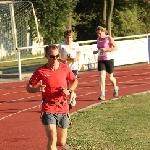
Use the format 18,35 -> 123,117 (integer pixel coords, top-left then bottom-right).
58,30 -> 81,110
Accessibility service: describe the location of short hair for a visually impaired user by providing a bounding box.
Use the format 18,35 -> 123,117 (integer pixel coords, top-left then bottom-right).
44,44 -> 58,54
64,29 -> 74,38
95,26 -> 108,34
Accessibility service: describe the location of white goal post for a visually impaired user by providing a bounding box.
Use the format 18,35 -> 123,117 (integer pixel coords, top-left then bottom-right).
0,1 -> 41,80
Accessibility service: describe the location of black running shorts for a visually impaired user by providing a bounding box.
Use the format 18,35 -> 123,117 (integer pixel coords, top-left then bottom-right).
98,59 -> 114,74
72,70 -> 78,78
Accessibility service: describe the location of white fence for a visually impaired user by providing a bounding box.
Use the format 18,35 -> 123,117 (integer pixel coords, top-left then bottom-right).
77,34 -> 149,71
15,33 -> 150,80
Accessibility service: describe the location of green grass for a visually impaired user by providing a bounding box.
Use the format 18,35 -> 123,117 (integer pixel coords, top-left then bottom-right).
0,57 -> 47,71
67,93 -> 150,150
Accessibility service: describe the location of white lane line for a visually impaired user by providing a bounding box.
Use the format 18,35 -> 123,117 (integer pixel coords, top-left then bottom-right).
1,69 -> 150,95
141,72 -> 150,74
1,91 -> 27,96
123,82 -> 150,88
0,105 -> 39,121
1,75 -> 150,121
122,81 -> 150,84
79,82 -> 89,84
137,79 -> 142,80
145,78 -> 150,80
130,85 -> 139,87
3,92 -> 10,95
0,98 -> 25,104
90,80 -> 99,82
127,80 -> 135,82
1,68 -> 150,108
13,92 -> 18,94
0,95 -> 41,105
90,75 -> 98,77
0,92 -> 98,121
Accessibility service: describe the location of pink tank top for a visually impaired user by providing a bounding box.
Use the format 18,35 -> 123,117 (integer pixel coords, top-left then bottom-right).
97,36 -> 112,60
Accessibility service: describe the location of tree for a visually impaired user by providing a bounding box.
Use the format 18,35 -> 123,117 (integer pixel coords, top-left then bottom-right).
74,0 -> 104,41
27,0 -> 150,42
102,0 -> 107,27
112,0 -> 150,37
107,0 -> 114,35
30,0 -> 78,44
101,0 -> 114,35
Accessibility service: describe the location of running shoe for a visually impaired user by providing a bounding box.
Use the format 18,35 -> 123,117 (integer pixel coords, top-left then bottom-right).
113,86 -> 119,97
98,94 -> 105,100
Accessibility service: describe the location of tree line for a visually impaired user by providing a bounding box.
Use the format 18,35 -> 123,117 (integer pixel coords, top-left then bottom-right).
27,0 -> 150,44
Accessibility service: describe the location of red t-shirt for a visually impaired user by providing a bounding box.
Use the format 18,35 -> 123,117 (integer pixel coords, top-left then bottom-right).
29,62 -> 76,113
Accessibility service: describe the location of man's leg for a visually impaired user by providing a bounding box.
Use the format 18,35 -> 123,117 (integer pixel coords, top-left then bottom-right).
44,124 -> 57,150
56,127 -> 68,146
56,114 -> 69,149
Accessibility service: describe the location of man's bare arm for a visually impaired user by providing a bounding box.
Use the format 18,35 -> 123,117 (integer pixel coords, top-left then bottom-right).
26,82 -> 46,93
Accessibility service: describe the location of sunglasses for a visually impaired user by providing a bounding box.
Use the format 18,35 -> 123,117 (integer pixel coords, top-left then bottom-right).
48,54 -> 59,59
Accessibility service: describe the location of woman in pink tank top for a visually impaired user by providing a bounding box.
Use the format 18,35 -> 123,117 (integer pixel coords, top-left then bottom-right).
93,26 -> 119,100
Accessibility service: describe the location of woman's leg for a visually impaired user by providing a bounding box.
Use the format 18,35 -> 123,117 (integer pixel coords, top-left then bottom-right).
108,73 -> 117,88
106,59 -> 119,97
99,70 -> 106,96
98,61 -> 106,100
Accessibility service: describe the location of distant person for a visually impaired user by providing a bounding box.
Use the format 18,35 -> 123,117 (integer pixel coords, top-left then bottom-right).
26,44 -> 78,150
58,29 -> 81,110
93,26 -> 119,100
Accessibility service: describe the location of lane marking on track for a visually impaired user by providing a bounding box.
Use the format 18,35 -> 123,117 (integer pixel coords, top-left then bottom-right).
122,87 -> 127,88
3,92 -> 10,95
0,105 -> 39,121
90,80 -> 99,82
78,67 -> 150,77
121,82 -> 150,88
0,85 -> 25,90
1,80 -> 150,121
1,68 -> 150,106
0,94 -> 41,104
1,69 -> 150,95
1,90 -> 27,95
118,81 -> 150,84
145,78 -> 150,80
0,92 -> 98,121
89,75 -> 98,77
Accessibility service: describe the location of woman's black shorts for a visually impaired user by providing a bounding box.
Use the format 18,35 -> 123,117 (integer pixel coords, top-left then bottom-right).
98,59 -> 114,74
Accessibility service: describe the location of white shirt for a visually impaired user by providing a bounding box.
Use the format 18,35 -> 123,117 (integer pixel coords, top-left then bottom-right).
58,41 -> 81,70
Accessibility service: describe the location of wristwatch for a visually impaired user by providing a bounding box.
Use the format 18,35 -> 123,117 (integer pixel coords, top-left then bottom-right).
68,89 -> 73,94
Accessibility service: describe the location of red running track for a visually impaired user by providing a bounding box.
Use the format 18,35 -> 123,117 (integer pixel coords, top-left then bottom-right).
0,64 -> 150,150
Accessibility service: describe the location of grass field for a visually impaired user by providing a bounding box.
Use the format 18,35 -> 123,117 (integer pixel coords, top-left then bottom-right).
67,93 -> 150,150
0,57 -> 46,71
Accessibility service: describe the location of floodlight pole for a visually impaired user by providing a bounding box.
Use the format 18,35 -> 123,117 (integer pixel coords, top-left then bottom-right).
9,2 -> 22,80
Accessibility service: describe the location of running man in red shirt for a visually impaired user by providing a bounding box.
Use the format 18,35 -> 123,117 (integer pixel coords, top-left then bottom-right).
26,44 -> 78,150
